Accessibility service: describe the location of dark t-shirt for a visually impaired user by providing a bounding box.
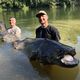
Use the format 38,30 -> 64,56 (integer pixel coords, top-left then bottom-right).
36,25 -> 61,42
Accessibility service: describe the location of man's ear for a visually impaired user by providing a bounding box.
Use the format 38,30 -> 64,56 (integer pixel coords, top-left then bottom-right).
47,15 -> 48,20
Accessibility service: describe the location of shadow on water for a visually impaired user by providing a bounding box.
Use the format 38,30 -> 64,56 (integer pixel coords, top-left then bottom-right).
30,60 -> 79,80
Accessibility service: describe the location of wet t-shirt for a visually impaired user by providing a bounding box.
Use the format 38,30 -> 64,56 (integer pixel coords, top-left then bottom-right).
7,26 -> 21,39
36,25 -> 61,42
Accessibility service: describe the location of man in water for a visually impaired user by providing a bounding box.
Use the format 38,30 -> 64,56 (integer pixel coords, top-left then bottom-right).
35,10 -> 60,42
8,17 -> 21,40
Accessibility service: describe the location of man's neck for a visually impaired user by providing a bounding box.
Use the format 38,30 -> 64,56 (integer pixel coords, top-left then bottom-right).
41,23 -> 48,28
10,25 -> 16,28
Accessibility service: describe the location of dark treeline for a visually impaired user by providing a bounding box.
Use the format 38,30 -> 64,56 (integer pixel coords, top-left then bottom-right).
0,0 -> 80,10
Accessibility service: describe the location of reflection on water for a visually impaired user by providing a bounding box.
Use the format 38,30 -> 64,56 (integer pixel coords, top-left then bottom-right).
0,43 -> 44,80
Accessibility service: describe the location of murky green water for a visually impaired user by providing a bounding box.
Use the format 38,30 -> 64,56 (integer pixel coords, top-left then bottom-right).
0,7 -> 80,80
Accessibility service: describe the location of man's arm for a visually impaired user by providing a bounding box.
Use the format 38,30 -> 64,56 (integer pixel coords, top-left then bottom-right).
50,26 -> 61,42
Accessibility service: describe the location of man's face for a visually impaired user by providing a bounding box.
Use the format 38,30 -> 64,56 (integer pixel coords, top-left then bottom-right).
38,14 -> 48,26
9,18 -> 16,27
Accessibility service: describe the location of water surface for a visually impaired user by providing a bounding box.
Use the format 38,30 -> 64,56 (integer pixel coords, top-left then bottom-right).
0,7 -> 80,80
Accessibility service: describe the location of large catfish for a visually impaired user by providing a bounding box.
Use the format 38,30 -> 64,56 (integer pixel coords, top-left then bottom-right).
13,38 -> 79,68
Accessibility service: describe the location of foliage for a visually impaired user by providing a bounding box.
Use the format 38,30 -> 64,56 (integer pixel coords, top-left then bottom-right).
0,0 -> 24,9
0,0 -> 80,10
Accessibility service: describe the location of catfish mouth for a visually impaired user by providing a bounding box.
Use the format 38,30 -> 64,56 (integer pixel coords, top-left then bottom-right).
61,55 -> 74,63
59,55 -> 79,68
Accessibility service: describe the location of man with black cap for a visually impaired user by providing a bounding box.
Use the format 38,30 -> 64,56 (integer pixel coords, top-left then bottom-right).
35,10 -> 61,42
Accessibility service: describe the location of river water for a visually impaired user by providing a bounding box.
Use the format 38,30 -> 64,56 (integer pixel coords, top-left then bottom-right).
0,7 -> 80,80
